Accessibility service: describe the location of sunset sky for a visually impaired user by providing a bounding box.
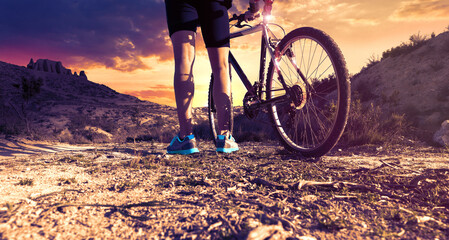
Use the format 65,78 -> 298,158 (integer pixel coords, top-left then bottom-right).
1,0 -> 448,107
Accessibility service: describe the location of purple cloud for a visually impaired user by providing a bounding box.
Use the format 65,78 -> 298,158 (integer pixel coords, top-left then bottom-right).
0,0 -> 171,71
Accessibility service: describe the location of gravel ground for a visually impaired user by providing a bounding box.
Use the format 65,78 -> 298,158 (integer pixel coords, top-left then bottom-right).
1,141 -> 448,239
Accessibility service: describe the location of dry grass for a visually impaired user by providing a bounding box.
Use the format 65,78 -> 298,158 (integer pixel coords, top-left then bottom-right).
339,98 -> 409,147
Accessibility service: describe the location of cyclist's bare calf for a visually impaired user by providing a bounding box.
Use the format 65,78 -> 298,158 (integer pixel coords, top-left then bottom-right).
208,47 -> 232,137
171,30 -> 196,139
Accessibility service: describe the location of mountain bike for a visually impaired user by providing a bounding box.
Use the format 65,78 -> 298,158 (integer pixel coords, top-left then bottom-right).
208,0 -> 351,158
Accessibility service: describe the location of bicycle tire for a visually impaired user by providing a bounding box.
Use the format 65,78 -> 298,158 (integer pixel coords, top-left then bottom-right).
266,27 -> 350,157
208,74 -> 234,143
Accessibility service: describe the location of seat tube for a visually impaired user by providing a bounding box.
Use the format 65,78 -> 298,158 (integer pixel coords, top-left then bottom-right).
259,34 -> 267,90
263,26 -> 290,91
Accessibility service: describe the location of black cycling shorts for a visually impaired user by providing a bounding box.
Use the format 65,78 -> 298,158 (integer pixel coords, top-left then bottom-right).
165,0 -> 230,48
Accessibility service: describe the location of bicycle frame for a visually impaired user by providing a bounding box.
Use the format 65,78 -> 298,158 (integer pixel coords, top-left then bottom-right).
228,10 -> 293,108
229,24 -> 270,96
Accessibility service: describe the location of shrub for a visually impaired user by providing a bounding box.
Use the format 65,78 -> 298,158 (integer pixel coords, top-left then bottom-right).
64,113 -> 121,143
191,110 -> 277,142
381,32 -> 429,60
339,99 -> 409,147
127,115 -> 179,143
365,54 -> 380,69
353,80 -> 377,102
193,119 -> 213,140
233,112 -> 277,142
409,32 -> 427,46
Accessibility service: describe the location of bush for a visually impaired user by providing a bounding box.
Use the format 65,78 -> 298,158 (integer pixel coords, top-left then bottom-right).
233,113 -> 277,142
365,54 -> 380,69
191,110 -> 277,143
193,120 -> 213,141
339,99 -> 409,147
64,114 -> 120,143
381,32 -> 428,59
409,32 -> 427,46
353,81 -> 377,102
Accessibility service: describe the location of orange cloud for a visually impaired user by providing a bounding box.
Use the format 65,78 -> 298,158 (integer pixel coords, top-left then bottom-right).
124,84 -> 175,106
391,0 -> 449,21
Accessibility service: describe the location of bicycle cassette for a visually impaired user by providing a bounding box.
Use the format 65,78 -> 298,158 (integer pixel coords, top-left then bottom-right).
243,92 -> 260,119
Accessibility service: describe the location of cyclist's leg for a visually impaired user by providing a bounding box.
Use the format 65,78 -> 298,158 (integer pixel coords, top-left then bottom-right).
207,47 -> 231,136
171,31 -> 196,139
165,0 -> 199,139
208,49 -> 238,153
197,0 -> 232,136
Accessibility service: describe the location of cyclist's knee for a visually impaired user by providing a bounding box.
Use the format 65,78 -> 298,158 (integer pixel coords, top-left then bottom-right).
172,31 -> 196,72
207,47 -> 229,73
210,57 -> 229,77
212,63 -> 229,76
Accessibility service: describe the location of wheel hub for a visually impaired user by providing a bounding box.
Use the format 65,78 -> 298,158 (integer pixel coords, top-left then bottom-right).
290,83 -> 307,109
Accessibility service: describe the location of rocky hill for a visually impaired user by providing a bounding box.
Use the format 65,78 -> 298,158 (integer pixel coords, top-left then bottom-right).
0,60 -> 179,143
351,31 -> 449,145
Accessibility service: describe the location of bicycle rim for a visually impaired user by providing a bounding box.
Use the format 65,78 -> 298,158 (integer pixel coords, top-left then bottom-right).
267,27 -> 350,157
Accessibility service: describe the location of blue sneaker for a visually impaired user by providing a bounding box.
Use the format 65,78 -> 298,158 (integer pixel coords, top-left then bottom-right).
167,135 -> 199,155
216,135 -> 239,153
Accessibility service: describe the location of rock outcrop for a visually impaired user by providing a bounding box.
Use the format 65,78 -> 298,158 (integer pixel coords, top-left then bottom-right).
434,120 -> 449,147
27,58 -> 86,79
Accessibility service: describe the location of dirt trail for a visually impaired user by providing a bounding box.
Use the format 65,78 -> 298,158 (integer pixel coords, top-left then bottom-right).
0,138 -> 95,159
0,141 -> 448,239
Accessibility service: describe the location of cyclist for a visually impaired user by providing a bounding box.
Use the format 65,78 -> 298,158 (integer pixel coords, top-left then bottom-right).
165,0 -> 261,154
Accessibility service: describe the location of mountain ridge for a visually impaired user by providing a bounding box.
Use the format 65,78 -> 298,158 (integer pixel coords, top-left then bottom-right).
0,60 -> 179,143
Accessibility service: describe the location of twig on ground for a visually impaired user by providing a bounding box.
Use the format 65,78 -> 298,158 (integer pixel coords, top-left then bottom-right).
250,177 -> 407,202
250,177 -> 287,190
168,197 -> 207,207
218,214 -> 239,237
333,195 -> 358,200
379,159 -> 422,174
246,222 -> 290,240
207,221 -> 223,232
399,207 -> 449,229
31,189 -> 83,200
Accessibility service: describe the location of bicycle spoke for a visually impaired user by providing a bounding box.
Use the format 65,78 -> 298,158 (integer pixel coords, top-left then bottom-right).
300,39 -> 306,76
306,39 -> 319,79
279,57 -> 297,85
306,51 -> 330,80
316,64 -> 333,81
307,101 -> 333,137
310,47 -> 325,81
306,104 -> 323,146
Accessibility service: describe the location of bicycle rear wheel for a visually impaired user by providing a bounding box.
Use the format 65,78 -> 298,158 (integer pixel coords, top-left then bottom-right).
266,27 -> 350,157
208,75 -> 234,143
